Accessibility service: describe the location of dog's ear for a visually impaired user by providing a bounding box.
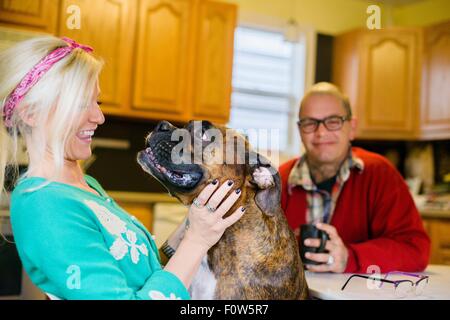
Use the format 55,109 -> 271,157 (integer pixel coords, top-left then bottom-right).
246,151 -> 281,217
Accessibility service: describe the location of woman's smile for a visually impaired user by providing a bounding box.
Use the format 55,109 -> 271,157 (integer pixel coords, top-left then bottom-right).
76,129 -> 96,144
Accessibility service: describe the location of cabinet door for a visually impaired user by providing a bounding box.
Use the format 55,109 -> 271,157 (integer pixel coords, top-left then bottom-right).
333,30 -> 362,123
428,218 -> 450,265
357,29 -> 422,139
420,21 -> 450,140
133,0 -> 194,121
59,0 -> 136,115
0,0 -> 58,33
191,0 -> 236,124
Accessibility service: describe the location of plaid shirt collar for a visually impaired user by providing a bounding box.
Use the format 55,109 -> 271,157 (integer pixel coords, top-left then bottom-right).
287,148 -> 364,194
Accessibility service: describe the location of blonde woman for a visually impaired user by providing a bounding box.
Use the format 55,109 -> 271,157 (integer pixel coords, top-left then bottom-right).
0,36 -> 245,300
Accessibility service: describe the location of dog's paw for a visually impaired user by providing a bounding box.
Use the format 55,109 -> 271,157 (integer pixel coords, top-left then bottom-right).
252,167 -> 275,189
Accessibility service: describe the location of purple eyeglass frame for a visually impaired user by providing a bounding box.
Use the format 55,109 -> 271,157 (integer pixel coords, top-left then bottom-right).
380,271 -> 429,288
341,271 -> 429,292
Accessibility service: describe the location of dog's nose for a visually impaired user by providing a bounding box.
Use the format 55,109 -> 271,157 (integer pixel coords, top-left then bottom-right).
155,121 -> 174,132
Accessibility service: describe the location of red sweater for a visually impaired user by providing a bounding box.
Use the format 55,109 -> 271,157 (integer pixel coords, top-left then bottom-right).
279,147 -> 430,273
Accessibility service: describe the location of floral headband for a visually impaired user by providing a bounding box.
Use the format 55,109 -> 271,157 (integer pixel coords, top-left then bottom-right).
2,37 -> 94,128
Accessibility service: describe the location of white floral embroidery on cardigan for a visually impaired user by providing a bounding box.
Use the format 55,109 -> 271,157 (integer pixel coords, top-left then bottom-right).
149,290 -> 181,300
84,200 -> 148,264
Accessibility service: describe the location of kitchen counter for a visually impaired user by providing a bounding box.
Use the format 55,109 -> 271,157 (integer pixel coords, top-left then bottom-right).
415,194 -> 450,219
306,264 -> 450,300
106,191 -> 178,204
4,191 -> 449,219
420,209 -> 450,219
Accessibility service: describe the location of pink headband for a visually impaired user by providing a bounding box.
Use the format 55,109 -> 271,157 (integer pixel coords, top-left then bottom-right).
2,37 -> 94,128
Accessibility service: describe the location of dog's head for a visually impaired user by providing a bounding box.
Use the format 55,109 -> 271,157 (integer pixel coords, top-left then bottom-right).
137,120 -> 281,216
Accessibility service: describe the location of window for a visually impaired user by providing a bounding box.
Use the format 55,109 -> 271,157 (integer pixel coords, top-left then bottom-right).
228,26 -> 308,163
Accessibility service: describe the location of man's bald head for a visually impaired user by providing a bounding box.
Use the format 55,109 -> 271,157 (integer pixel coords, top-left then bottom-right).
299,82 -> 352,118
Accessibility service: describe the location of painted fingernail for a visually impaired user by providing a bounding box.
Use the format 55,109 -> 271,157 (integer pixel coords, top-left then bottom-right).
241,206 -> 246,212
227,180 -> 234,186
211,179 -> 218,185
235,188 -> 241,194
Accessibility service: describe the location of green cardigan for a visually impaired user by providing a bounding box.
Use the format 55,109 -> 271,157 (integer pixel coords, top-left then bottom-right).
10,175 -> 190,300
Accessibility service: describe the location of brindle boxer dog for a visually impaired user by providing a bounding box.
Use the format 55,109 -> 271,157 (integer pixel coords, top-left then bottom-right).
137,120 -> 308,300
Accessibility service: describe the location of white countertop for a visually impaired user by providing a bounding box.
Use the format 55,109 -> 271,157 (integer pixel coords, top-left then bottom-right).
305,265 -> 450,300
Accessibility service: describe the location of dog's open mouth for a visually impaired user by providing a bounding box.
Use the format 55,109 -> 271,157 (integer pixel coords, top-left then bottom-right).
137,136 -> 203,192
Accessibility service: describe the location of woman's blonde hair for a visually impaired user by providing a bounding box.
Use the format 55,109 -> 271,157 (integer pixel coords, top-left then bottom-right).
0,36 -> 103,200
299,82 -> 352,118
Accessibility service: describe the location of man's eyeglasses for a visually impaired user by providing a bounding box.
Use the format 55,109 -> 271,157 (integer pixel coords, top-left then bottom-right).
341,272 -> 429,298
297,115 -> 350,133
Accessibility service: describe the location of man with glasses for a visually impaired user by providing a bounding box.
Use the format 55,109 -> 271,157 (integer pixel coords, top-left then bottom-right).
279,82 -> 430,274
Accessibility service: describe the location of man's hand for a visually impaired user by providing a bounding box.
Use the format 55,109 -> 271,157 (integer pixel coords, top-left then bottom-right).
303,223 -> 349,273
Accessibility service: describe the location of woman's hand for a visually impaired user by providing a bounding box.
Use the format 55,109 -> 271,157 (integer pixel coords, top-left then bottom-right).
164,179 -> 245,287
183,179 -> 245,251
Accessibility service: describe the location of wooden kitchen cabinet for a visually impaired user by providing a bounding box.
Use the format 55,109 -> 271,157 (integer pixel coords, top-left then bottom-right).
190,0 -> 236,123
133,0 -> 236,124
58,0 -> 137,116
333,24 -> 450,140
1,0 -> 237,124
0,0 -> 58,33
420,20 -> 450,140
333,28 -> 422,140
423,217 -> 450,265
133,0 -> 194,122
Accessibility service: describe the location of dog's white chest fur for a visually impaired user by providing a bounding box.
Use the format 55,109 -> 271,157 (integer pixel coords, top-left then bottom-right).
189,255 -> 217,300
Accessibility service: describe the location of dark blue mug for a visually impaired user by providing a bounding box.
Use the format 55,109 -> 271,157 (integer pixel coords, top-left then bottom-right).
300,224 -> 329,265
